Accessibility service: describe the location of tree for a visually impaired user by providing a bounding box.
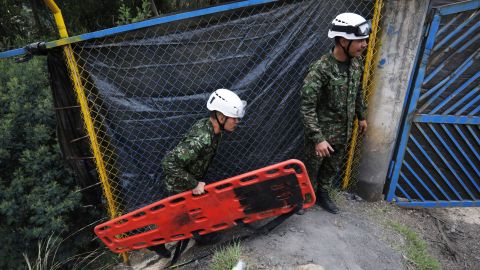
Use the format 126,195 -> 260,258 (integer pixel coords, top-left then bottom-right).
0,57 -> 90,269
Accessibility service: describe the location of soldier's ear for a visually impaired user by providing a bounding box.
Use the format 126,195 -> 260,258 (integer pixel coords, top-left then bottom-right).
216,111 -> 226,123
339,37 -> 348,46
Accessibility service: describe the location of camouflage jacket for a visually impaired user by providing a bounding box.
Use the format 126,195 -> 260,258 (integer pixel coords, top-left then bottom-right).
162,118 -> 220,194
300,52 -> 366,145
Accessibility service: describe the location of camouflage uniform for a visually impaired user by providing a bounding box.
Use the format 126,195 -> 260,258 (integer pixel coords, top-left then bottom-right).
163,118 -> 220,194
300,52 -> 365,193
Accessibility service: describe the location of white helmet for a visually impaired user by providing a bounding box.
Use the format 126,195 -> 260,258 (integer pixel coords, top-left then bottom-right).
328,13 -> 371,40
207,88 -> 247,118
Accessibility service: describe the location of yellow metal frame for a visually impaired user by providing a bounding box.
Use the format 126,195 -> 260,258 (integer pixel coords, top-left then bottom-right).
42,0 -> 127,262
342,0 -> 384,189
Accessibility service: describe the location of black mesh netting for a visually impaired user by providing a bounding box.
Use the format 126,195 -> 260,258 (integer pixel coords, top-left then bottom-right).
49,0 -> 375,213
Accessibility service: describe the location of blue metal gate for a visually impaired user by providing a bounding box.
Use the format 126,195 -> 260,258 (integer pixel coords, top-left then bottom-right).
387,1 -> 480,207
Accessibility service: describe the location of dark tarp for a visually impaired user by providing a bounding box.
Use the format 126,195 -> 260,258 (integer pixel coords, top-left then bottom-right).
48,0 -> 373,211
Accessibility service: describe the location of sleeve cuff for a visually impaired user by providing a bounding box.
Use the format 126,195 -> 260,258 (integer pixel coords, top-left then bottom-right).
312,134 -> 326,144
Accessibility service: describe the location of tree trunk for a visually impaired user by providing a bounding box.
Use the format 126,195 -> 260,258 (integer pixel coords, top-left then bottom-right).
30,0 -> 45,35
158,0 -> 170,13
150,0 -> 159,16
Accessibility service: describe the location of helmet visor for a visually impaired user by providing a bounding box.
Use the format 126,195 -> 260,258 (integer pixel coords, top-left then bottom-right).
356,20 -> 371,36
330,20 -> 371,37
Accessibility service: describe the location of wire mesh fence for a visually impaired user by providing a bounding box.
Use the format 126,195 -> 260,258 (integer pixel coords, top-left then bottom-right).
59,0 -> 383,218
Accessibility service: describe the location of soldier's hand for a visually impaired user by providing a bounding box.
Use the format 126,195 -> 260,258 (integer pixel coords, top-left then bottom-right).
315,141 -> 334,157
192,181 -> 206,195
359,120 -> 368,134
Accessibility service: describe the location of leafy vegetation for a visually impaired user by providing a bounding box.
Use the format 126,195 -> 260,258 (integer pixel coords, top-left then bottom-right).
0,1 -> 234,268
117,0 -> 152,25
0,55 -> 115,269
210,241 -> 243,270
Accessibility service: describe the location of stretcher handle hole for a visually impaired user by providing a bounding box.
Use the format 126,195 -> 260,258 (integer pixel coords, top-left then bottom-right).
98,226 -> 110,231
234,218 -> 246,225
118,224 -> 157,238
171,234 -> 185,239
191,229 -> 205,237
304,193 -> 313,203
284,163 -> 303,174
114,218 -> 128,225
170,197 -> 186,204
132,211 -> 146,218
266,169 -> 279,174
212,223 -> 228,229
152,238 -> 165,243
240,175 -> 258,182
150,204 -> 165,211
215,183 -> 233,190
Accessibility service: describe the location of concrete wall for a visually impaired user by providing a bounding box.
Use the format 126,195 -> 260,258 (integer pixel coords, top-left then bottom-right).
356,0 -> 430,201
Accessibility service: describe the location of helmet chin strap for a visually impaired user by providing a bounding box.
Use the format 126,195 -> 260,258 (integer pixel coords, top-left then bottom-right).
340,40 -> 354,59
215,112 -> 226,131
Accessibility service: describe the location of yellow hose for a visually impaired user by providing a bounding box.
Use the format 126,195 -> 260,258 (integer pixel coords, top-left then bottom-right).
342,0 -> 384,189
42,0 -> 127,263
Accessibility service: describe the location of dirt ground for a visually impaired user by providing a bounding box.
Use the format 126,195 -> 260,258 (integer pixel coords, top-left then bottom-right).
121,193 -> 480,270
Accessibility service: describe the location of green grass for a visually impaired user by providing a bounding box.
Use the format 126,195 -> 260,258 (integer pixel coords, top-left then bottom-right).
23,233 -> 116,270
209,241 -> 243,270
388,221 -> 441,270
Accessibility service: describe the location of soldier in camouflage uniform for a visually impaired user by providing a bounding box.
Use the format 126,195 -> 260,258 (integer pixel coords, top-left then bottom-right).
300,13 -> 370,214
163,88 -> 246,195
149,89 -> 246,256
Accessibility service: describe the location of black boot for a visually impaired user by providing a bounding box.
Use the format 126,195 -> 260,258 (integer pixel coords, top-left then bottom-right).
147,244 -> 171,258
317,191 -> 339,214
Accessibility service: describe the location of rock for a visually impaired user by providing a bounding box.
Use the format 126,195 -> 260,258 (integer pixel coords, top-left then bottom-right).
294,263 -> 325,270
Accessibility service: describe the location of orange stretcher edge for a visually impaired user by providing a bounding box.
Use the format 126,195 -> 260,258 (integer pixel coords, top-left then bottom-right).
94,159 -> 315,253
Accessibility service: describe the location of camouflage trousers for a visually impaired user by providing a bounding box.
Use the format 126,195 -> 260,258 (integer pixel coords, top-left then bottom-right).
304,142 -> 348,194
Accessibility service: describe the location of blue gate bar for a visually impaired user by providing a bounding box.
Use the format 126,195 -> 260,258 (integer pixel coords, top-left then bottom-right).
428,124 -> 477,200
454,125 -> 480,162
447,23 -> 480,52
467,126 -> 480,146
409,135 -> 460,199
401,161 -> 435,200
424,33 -> 480,84
400,171 -> 426,200
435,12 -> 461,37
430,71 -> 480,113
456,93 -> 480,115
470,105 -> 480,115
414,114 -> 480,124
443,85 -> 480,115
418,51 -> 477,108
405,148 -> 448,200
386,13 -> 442,201
433,14 -> 479,51
438,1 -> 480,16
441,124 -> 480,190
396,201 -> 480,207
0,0 -> 277,59
397,185 -> 413,201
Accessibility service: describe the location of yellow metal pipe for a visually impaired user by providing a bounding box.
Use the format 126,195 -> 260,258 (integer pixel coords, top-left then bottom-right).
342,0 -> 384,189
42,0 -> 69,38
43,0 -> 128,263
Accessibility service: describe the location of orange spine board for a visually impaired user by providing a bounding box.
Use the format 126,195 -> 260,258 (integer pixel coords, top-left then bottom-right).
94,159 -> 315,253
